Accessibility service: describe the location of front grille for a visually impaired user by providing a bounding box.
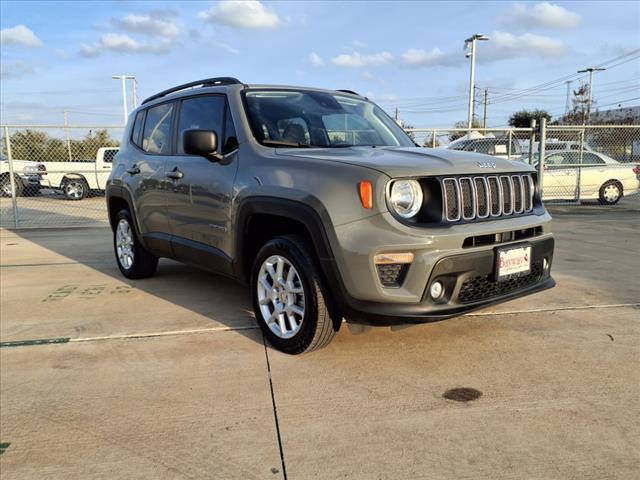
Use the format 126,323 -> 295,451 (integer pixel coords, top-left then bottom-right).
458,262 -> 542,303
442,174 -> 534,223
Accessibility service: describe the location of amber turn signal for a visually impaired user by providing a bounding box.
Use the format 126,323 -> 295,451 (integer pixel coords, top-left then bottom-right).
359,181 -> 373,209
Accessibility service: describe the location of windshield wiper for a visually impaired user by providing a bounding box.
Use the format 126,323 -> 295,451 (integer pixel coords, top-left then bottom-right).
262,140 -> 313,148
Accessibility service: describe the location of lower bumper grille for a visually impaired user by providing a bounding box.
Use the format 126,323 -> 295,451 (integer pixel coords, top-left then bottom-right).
458,262 -> 543,304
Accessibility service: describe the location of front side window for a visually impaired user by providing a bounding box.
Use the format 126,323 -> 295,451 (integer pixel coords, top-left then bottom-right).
142,103 -> 174,154
177,96 -> 225,154
244,90 -> 414,148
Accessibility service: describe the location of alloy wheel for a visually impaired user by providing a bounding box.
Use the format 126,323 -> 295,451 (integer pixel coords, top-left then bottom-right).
116,219 -> 135,269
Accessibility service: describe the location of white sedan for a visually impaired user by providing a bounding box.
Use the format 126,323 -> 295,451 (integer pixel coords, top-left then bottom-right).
532,151 -> 640,204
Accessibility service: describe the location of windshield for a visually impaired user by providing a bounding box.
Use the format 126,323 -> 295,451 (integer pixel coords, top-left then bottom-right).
244,89 -> 415,148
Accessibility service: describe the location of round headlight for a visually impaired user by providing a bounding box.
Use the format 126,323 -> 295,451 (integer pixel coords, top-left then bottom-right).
389,180 -> 423,219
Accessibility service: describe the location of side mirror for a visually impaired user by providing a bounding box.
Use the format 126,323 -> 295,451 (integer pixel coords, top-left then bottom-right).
183,129 -> 223,161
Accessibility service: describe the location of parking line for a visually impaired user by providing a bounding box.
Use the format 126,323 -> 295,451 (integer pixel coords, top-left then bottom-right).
1,303 -> 637,349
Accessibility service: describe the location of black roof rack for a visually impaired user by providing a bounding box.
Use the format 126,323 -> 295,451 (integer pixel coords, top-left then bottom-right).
142,77 -> 243,105
335,89 -> 360,96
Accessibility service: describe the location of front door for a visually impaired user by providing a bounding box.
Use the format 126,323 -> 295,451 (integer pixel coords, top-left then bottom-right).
542,152 -> 578,200
165,95 -> 239,271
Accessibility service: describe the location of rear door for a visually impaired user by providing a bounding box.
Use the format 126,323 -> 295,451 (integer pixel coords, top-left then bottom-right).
127,103 -> 174,254
542,152 -> 578,200
165,94 -> 239,271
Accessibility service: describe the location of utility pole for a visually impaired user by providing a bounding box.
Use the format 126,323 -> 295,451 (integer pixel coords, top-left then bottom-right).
564,80 -> 573,116
465,34 -> 489,130
132,78 -> 138,108
482,88 -> 488,128
577,67 -> 606,124
112,75 -> 136,124
63,110 -> 72,161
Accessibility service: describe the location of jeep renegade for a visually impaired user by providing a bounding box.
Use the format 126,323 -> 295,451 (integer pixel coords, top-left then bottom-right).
106,77 -> 555,354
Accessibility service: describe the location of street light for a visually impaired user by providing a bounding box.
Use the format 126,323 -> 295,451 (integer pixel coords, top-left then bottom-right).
112,75 -> 136,125
465,34 -> 489,130
577,67 -> 606,124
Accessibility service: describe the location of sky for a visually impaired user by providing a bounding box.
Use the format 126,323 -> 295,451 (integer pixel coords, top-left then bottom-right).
1,0 -> 639,128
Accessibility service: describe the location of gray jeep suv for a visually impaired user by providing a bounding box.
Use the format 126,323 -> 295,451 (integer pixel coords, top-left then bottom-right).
106,77 -> 554,354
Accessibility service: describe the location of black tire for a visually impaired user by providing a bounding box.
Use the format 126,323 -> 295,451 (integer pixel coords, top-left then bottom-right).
1,174 -> 23,197
251,235 -> 338,354
113,209 -> 158,279
62,178 -> 88,200
598,180 -> 622,205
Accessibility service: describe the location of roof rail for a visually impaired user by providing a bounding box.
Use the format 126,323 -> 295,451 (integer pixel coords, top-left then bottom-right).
142,77 -> 243,105
335,89 -> 360,96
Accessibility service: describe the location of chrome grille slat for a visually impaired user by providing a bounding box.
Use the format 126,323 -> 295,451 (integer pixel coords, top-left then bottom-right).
440,174 -> 533,223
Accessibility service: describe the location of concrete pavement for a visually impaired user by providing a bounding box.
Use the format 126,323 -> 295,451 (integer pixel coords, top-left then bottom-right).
1,200 -> 639,479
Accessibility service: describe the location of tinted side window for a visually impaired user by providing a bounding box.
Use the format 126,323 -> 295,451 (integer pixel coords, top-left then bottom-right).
131,111 -> 145,147
103,149 -> 118,163
223,108 -> 238,153
143,103 -> 174,154
177,96 -> 225,155
583,153 -> 604,165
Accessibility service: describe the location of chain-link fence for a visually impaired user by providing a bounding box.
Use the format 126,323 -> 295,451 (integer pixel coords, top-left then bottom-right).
1,125 -> 122,228
1,123 -> 638,228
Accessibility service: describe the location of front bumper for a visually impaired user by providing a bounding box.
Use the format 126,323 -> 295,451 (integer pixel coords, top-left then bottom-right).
338,236 -> 555,326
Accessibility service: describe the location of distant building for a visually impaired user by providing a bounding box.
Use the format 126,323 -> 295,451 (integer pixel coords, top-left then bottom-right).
589,106 -> 640,124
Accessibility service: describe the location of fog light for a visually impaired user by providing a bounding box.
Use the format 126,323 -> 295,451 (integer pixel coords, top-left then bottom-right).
430,281 -> 444,300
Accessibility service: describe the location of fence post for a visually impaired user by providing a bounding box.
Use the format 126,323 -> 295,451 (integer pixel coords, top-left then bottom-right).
507,129 -> 513,160
528,119 -> 537,165
4,126 -> 19,228
576,128 -> 585,202
537,118 -> 547,199
432,129 -> 436,148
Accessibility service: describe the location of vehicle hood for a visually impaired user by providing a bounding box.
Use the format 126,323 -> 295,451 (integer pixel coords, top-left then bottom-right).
276,146 -> 534,178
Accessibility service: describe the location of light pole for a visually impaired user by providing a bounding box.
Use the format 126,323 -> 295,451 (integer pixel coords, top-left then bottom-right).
112,75 -> 136,124
564,80 -> 573,116
577,67 -> 606,124
465,34 -> 489,130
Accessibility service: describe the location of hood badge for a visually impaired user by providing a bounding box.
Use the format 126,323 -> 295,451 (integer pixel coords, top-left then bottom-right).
476,161 -> 497,169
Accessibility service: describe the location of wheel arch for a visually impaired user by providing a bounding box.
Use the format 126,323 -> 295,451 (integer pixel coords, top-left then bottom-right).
60,173 -> 89,189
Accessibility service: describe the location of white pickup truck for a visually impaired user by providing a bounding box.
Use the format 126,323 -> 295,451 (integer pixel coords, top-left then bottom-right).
42,147 -> 119,200
1,154 -> 46,197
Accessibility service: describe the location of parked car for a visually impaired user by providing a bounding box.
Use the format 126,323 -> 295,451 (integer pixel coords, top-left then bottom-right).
0,153 -> 46,197
107,77 -> 555,354
41,147 -> 119,200
524,150 -> 640,204
447,136 -> 522,159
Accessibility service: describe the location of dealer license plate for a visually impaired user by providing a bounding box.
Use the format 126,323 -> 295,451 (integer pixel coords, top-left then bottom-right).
496,244 -> 531,281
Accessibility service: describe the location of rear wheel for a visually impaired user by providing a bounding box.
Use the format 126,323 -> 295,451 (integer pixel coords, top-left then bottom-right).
599,180 -> 622,205
251,235 -> 337,354
62,178 -> 88,200
113,209 -> 158,279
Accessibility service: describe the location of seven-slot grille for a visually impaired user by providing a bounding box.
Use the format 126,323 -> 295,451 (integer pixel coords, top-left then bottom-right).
442,174 -> 534,222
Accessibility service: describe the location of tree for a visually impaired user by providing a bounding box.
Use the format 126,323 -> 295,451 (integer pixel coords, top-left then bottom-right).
508,109 -> 552,128
560,81 -> 590,125
449,119 -> 482,141
423,133 -> 441,148
9,128 -> 119,162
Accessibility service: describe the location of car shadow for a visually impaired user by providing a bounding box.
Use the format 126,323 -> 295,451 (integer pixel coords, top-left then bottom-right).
2,207 -> 265,347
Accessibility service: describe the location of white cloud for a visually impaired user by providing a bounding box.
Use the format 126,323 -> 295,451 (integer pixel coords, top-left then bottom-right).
80,33 -> 170,57
484,31 -> 568,60
331,51 -> 393,68
500,2 -> 582,29
401,47 -> 459,67
113,14 -> 181,38
309,52 -> 324,66
0,25 -> 42,48
211,41 -> 239,55
198,1 -> 281,29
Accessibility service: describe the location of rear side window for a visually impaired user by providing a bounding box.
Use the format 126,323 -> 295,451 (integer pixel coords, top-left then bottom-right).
131,111 -> 145,147
583,153 -> 604,165
142,103 -> 174,154
102,149 -> 118,163
177,96 -> 225,154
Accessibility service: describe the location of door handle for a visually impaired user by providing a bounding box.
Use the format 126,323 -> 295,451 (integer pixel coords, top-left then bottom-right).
126,165 -> 140,175
166,167 -> 184,180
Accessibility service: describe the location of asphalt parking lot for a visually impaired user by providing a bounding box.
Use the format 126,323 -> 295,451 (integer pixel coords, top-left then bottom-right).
1,198 -> 639,479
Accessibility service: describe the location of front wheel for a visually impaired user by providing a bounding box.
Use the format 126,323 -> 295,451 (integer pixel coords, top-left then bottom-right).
113,209 -> 158,279
251,235 -> 337,354
1,175 -> 23,197
599,180 -> 622,205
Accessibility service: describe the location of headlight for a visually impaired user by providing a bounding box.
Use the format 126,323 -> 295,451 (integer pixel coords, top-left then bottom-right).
23,165 -> 37,174
389,180 -> 423,219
